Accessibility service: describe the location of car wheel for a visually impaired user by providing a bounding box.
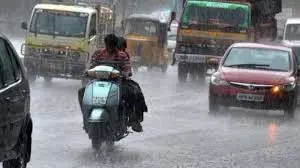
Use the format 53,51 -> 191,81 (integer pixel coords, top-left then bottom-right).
178,63 -> 188,83
284,96 -> 297,118
3,118 -> 32,168
209,93 -> 220,113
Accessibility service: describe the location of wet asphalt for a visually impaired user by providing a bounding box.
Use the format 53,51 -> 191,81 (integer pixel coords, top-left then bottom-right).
4,40 -> 300,168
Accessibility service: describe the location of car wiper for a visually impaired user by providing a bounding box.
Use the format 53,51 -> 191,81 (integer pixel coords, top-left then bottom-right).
225,64 -> 289,71
225,64 -> 270,68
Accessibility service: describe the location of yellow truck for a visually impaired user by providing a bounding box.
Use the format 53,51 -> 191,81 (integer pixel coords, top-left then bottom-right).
172,0 -> 281,83
20,1 -> 115,83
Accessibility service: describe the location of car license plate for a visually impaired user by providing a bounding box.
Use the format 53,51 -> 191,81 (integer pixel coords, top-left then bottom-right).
236,93 -> 264,102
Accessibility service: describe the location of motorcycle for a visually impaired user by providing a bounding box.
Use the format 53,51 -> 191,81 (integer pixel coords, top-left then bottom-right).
81,62 -> 131,151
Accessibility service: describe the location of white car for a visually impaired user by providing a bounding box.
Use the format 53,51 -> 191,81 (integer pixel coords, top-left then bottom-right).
280,18 -> 300,41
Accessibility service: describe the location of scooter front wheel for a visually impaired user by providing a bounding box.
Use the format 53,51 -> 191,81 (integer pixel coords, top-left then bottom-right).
92,138 -> 103,151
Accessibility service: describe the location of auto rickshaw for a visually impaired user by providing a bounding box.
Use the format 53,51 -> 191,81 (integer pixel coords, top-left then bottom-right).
123,14 -> 169,72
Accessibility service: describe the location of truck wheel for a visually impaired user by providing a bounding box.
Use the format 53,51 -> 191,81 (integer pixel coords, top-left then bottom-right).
178,63 -> 188,83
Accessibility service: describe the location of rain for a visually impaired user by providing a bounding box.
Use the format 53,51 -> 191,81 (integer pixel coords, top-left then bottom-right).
1,0 -> 300,168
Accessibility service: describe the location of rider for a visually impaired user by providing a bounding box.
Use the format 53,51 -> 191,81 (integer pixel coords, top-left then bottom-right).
117,37 -> 148,126
78,34 -> 147,132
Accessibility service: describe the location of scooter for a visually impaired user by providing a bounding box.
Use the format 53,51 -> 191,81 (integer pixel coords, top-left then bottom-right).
81,64 -> 130,151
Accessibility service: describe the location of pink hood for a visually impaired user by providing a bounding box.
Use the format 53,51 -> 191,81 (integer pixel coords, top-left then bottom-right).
219,67 -> 292,85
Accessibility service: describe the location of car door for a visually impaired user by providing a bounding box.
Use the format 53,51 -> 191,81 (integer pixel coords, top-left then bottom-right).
5,38 -> 30,115
0,37 -> 28,151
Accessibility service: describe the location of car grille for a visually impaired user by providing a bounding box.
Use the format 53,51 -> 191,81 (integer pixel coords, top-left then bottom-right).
230,82 -> 273,91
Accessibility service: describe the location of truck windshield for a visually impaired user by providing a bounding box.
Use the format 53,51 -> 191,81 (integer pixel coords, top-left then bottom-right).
29,9 -> 88,38
182,1 -> 249,31
285,24 -> 300,40
125,20 -> 158,37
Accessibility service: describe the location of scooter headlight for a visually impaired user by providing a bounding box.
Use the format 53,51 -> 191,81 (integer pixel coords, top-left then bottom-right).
94,71 -> 110,79
87,71 -> 110,79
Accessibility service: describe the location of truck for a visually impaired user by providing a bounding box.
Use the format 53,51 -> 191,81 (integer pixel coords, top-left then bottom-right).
20,0 -> 116,83
171,0 -> 282,83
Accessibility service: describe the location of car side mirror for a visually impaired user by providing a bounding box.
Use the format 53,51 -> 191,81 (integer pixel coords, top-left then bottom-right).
21,22 -> 27,30
207,58 -> 219,69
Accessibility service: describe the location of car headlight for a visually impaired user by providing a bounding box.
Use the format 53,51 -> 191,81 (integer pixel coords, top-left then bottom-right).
282,81 -> 296,91
271,81 -> 296,94
210,75 -> 229,86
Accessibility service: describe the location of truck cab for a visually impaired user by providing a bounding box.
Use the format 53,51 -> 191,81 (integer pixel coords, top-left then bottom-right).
20,2 -> 114,83
171,0 -> 281,83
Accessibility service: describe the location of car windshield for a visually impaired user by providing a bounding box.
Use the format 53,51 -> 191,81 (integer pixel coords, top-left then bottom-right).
285,24 -> 300,40
223,47 -> 291,72
125,20 -> 158,36
29,8 -> 88,38
182,1 -> 249,30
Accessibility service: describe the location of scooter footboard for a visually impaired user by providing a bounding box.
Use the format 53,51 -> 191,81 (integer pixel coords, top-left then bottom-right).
89,108 -> 109,123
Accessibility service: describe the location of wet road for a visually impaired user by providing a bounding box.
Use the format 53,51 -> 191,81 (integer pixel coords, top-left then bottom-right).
7,39 -> 300,168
